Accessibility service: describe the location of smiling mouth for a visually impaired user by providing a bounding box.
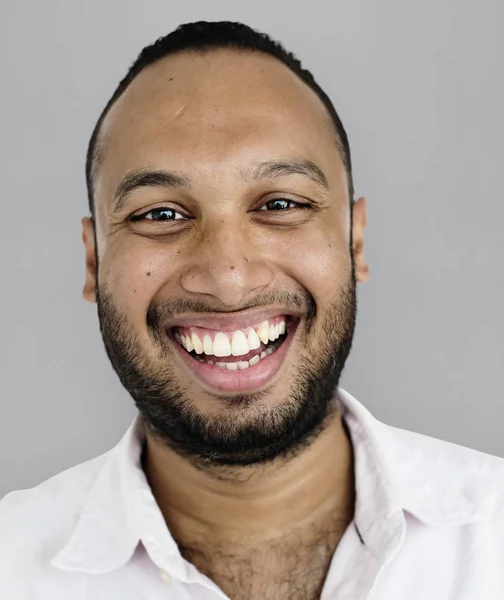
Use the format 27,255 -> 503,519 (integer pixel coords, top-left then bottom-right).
171,315 -> 294,371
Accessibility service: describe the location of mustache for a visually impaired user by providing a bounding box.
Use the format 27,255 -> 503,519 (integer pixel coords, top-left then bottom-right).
146,290 -> 317,331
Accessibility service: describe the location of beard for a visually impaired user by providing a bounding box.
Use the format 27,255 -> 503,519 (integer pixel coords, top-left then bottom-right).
96,261 -> 357,468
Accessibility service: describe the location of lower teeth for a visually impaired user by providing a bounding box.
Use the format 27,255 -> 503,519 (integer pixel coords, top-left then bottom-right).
195,345 -> 275,370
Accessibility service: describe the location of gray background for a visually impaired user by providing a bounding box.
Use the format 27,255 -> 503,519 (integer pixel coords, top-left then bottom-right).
1,0 -> 502,499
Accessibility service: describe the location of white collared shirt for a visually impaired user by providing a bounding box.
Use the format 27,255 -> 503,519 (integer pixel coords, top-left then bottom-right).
2,389 -> 504,599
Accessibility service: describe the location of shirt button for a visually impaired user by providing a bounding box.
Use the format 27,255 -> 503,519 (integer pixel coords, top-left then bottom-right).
160,569 -> 171,583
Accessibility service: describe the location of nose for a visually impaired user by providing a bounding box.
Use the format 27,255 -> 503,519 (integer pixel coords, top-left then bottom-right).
180,221 -> 274,307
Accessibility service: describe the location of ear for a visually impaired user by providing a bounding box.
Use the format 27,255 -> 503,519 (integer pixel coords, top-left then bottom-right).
352,197 -> 369,283
81,217 -> 97,303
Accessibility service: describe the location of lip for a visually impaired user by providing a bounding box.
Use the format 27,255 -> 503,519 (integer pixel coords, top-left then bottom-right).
169,320 -> 298,393
165,307 -> 302,332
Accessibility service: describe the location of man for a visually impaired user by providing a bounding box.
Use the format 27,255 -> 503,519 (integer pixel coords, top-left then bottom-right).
1,20 -> 503,600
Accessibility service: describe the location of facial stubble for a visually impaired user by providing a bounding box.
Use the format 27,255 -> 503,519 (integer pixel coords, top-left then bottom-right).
96,263 -> 357,468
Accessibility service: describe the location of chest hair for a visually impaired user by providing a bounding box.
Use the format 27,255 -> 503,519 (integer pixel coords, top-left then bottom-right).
178,520 -> 349,600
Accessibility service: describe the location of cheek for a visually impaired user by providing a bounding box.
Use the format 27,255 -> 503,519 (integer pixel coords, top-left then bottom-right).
98,240 -> 177,319
280,226 -> 351,303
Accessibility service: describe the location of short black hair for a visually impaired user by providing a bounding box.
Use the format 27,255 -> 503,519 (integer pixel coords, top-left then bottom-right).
86,20 -> 354,215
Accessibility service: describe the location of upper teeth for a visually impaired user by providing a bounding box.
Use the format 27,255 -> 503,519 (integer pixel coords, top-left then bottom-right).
175,319 -> 286,357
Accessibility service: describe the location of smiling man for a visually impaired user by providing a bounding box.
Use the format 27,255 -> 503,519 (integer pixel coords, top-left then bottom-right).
2,20 -> 504,600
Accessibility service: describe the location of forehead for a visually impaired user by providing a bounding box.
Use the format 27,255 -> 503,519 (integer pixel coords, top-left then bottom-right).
95,49 -> 343,203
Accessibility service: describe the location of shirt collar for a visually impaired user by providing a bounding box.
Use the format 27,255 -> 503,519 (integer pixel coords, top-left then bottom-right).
337,389 -> 480,556
50,388 -> 480,575
49,416 -> 190,579
50,416 -> 146,574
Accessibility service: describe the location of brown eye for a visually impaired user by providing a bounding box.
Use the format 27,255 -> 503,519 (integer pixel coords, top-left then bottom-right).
260,199 -> 303,211
130,208 -> 186,222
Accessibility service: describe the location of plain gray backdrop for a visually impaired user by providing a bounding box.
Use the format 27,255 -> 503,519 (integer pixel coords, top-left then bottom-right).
1,0 -> 502,499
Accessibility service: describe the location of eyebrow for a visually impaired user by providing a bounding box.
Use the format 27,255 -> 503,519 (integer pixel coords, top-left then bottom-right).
112,169 -> 192,213
111,158 -> 328,213
246,159 -> 329,190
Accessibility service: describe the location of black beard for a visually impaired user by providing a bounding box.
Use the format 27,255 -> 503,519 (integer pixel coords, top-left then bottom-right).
96,265 -> 357,468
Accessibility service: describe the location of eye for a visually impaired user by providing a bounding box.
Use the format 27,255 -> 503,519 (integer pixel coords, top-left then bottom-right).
259,198 -> 306,211
130,207 -> 186,222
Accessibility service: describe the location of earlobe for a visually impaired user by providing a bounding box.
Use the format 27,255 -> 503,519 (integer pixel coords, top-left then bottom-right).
352,197 -> 370,283
81,217 -> 97,303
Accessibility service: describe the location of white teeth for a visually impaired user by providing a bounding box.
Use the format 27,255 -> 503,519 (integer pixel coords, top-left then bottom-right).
247,328 -> 261,350
231,330 -> 249,356
184,335 -> 194,352
215,361 -> 235,370
215,355 -> 261,370
191,332 -> 204,354
176,318 -> 287,358
257,321 -> 270,345
213,332 -> 232,357
203,334 -> 213,356
212,344 -> 279,370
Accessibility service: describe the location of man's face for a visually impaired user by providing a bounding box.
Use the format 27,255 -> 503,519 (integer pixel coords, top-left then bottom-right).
82,49 -> 368,465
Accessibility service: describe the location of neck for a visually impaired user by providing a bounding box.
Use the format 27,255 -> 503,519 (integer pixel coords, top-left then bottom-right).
142,404 -> 355,547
